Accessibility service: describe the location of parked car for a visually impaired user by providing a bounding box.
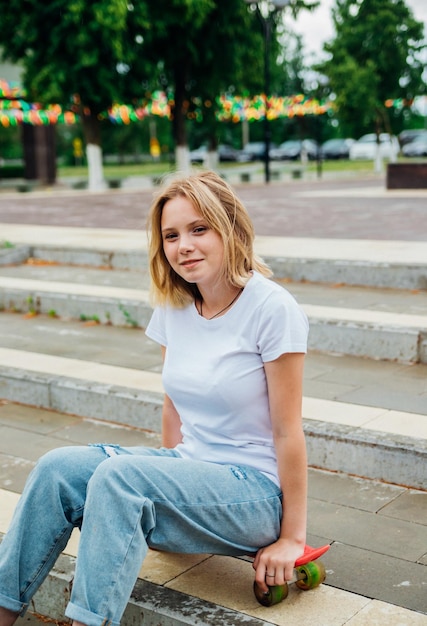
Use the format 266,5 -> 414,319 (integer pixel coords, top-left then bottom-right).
402,134 -> 427,157
218,144 -> 242,162
189,146 -> 208,164
398,129 -> 427,147
349,133 -> 400,160
320,138 -> 355,160
270,139 -> 318,161
189,144 -> 242,164
238,141 -> 277,162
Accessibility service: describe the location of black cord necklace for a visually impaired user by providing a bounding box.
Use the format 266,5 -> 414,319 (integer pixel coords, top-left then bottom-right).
199,289 -> 243,320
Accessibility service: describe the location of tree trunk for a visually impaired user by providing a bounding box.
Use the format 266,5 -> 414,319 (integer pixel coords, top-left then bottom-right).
172,65 -> 190,173
22,124 -> 56,185
374,116 -> 384,174
81,112 -> 106,191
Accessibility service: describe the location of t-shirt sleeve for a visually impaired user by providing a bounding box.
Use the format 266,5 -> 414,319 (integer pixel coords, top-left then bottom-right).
145,306 -> 167,346
257,290 -> 309,362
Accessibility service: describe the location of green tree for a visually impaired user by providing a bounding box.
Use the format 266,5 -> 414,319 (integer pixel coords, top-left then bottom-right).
0,0 -> 319,182
0,0 -> 155,188
0,0 -> 263,179
316,0 -> 425,139
140,0 -> 263,169
142,0 -> 319,169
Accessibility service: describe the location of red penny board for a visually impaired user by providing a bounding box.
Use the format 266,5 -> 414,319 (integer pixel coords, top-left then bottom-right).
295,544 -> 330,567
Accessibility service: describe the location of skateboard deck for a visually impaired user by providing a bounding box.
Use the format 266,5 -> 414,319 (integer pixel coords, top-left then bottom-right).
253,543 -> 330,606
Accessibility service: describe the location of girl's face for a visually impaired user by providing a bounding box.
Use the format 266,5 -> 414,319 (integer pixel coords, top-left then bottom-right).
161,195 -> 225,291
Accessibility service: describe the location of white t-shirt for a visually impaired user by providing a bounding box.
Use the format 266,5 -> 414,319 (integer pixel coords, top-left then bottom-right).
145,271 -> 308,485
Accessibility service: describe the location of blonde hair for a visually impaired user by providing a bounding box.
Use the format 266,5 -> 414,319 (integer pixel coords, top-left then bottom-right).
148,170 -> 272,307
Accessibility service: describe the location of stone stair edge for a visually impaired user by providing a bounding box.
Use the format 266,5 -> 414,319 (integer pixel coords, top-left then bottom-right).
1,362 -> 426,489
19,241 -> 427,265
1,280 -> 425,363
17,241 -> 427,270
2,276 -> 427,324
1,242 -> 425,290
2,222 -> 427,256
0,347 -> 426,423
0,534 -> 273,626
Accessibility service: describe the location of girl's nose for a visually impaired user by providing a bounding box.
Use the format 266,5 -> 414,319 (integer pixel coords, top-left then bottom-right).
178,235 -> 195,253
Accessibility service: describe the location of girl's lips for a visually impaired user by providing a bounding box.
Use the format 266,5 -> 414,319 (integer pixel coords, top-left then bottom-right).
181,259 -> 202,268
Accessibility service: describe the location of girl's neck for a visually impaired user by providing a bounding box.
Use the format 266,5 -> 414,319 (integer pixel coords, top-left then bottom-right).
196,285 -> 243,320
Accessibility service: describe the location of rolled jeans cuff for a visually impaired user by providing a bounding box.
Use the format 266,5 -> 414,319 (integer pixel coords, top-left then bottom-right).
0,591 -> 27,616
65,601 -> 120,626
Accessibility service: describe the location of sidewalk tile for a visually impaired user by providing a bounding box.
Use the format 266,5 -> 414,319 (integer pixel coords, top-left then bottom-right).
48,418 -> 161,447
346,600 -> 427,625
0,425 -> 72,461
0,453 -> 34,493
307,499 -> 427,561
378,490 -> 427,526
167,553 -> 370,626
325,543 -> 427,614
364,410 -> 427,438
0,402 -> 79,433
307,468 -> 405,513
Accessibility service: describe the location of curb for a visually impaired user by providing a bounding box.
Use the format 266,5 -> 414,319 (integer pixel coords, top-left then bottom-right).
1,282 -> 426,363
0,283 -> 152,328
0,537 -> 273,626
266,257 -> 427,291
0,366 -> 163,432
28,244 -> 427,290
305,419 -> 427,490
0,245 -> 31,266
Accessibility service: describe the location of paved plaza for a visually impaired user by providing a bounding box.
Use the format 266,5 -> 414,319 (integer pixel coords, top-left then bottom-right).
0,173 -> 426,240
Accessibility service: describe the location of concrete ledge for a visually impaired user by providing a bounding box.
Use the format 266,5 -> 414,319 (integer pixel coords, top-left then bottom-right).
0,536 -> 270,626
28,245 -> 427,290
266,257 -> 427,291
304,419 -> 427,490
128,578 -> 272,626
0,280 -> 152,328
1,279 -> 426,362
0,367 -> 163,432
0,245 -> 31,266
307,316 -> 424,363
1,359 -> 425,488
31,245 -> 148,270
1,224 -> 427,289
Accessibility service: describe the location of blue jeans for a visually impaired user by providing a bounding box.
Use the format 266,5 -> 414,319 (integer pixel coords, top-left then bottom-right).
0,444 -> 282,626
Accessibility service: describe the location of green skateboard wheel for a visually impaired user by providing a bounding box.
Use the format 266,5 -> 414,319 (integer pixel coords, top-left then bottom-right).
253,581 -> 289,606
295,560 -> 326,590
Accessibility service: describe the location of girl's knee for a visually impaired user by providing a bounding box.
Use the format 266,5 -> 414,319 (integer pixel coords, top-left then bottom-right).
89,454 -> 133,487
33,446 -> 100,483
87,455 -> 157,503
35,447 -> 78,473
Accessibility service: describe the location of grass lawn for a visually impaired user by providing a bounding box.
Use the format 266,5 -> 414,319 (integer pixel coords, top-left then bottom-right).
58,161 -> 174,179
58,158 -> 382,181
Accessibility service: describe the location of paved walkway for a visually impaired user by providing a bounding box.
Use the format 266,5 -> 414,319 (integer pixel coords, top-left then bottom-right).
0,174 -> 426,240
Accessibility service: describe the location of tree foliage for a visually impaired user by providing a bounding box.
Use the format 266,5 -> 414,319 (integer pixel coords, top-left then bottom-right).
0,0 -> 319,170
316,0 -> 426,137
140,0 -> 262,148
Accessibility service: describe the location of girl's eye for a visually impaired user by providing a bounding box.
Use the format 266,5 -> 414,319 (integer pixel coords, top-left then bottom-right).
194,226 -> 207,234
164,233 -> 178,240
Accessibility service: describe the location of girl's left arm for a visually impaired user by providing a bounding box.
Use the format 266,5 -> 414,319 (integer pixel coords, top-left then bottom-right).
253,351 -> 308,592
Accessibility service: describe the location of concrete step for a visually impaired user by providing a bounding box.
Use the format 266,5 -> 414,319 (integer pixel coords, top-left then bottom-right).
2,223 -> 427,289
1,271 -> 426,362
1,311 -> 426,415
0,310 -> 425,489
